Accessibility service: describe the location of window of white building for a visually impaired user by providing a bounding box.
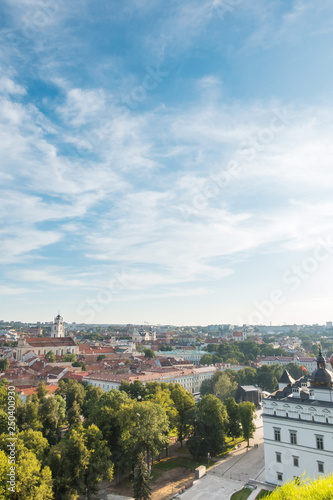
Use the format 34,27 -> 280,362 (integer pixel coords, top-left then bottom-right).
293,456 -> 299,467
277,472 -> 283,481
276,452 -> 281,463
316,435 -> 324,450
318,461 -> 324,473
290,431 -> 297,445
274,428 -> 281,441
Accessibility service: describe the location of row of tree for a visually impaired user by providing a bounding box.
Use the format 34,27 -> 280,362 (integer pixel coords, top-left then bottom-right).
200,363 -> 305,397
0,375 -> 257,499
201,339 -> 289,364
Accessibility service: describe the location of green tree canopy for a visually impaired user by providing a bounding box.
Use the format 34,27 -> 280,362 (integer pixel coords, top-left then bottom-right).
225,397 -> 242,439
187,395 -> 228,459
144,348 -> 155,359
133,452 -> 152,500
170,384 -> 195,446
45,351 -> 56,363
214,372 -> 237,402
239,401 -> 256,446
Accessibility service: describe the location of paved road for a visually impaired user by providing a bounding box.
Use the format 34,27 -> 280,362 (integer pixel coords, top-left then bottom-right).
181,410 -> 265,500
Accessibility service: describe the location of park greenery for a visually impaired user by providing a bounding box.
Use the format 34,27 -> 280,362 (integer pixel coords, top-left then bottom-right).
201,340 -> 290,365
200,362 -> 304,398
0,375 -> 257,499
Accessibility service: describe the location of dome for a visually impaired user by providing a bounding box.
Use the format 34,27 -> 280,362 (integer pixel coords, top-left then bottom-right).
310,346 -> 333,387
310,368 -> 333,387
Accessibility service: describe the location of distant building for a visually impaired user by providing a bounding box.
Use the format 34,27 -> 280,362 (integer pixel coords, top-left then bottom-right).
236,385 -> 262,407
84,365 -> 217,394
155,350 -> 205,366
17,337 -> 77,361
263,348 -> 333,485
132,327 -> 156,343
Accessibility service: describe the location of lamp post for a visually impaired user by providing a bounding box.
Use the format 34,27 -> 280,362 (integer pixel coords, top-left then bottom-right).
207,452 -> 210,468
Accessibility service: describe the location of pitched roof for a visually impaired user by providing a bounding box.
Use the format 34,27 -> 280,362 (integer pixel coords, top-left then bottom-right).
279,369 -> 295,385
25,337 -> 77,347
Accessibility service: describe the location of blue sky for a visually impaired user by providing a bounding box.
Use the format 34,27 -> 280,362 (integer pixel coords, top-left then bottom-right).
1,0 -> 333,325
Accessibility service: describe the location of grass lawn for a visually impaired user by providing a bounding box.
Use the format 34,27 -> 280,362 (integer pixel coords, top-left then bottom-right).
256,489 -> 271,498
230,487 -> 252,500
153,456 -> 211,472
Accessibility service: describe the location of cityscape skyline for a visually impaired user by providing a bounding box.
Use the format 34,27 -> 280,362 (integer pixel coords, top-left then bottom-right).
1,1 -> 333,325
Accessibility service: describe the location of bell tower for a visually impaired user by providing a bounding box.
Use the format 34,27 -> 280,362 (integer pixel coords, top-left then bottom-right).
51,314 -> 65,338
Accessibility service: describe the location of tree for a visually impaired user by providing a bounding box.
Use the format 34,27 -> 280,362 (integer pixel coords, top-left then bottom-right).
0,446 -> 53,500
58,378 -> 85,412
285,363 -> 304,380
83,424 -> 114,499
200,378 -> 215,396
37,382 -> 49,399
200,354 -> 214,365
213,372 -> 237,402
133,452 -> 152,500
256,365 -> 283,392
18,429 -> 49,462
72,360 -> 87,371
170,385 -> 195,446
97,354 -> 106,361
0,358 -> 9,371
225,398 -> 242,439
146,388 -> 178,429
48,424 -> 113,500
187,395 -> 228,459
239,401 -> 256,446
39,396 -> 63,444
45,351 -> 56,363
120,401 -> 169,468
82,384 -> 103,418
67,400 -> 81,427
61,353 -> 76,362
144,348 -> 155,359
17,399 -> 42,432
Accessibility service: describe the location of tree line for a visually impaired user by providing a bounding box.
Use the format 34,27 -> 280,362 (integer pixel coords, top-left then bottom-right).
0,376 -> 256,499
201,339 -> 290,364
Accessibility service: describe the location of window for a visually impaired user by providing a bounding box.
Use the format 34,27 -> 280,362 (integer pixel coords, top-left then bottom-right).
318,462 -> 324,473
277,473 -> 283,482
293,456 -> 299,467
290,431 -> 297,445
316,435 -> 324,450
274,428 -> 281,442
276,453 -> 281,463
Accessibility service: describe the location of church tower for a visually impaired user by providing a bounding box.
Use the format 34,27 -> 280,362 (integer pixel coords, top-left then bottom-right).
51,314 -> 65,338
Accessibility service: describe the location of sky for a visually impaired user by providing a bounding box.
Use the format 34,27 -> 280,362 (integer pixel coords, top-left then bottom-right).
1,0 -> 333,326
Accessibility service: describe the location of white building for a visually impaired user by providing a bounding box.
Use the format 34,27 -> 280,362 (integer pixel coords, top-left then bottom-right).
263,348 -> 333,485
132,328 -> 156,343
83,365 -> 217,394
259,355 -> 320,373
51,314 -> 65,338
155,350 -> 205,366
16,336 -> 78,361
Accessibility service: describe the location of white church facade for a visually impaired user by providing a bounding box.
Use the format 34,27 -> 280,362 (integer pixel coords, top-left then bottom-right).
263,348 -> 333,485
16,314 -> 78,361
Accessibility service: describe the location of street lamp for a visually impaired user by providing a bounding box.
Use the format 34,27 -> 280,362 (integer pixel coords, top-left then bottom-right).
207,452 -> 210,468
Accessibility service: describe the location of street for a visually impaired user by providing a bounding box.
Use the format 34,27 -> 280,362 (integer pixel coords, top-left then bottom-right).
180,410 -> 265,500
